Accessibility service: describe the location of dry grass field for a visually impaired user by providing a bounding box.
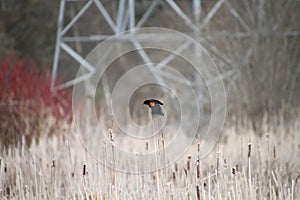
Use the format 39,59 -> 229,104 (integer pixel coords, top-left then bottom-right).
1,0 -> 299,199
1,111 -> 299,199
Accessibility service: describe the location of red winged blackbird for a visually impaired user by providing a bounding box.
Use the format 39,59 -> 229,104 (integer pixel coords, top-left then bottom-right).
144,99 -> 164,116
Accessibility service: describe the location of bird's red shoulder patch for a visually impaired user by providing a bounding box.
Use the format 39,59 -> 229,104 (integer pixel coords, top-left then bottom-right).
149,101 -> 155,107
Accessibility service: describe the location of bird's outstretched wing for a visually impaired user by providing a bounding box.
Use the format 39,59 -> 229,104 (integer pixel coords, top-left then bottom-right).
143,99 -> 163,106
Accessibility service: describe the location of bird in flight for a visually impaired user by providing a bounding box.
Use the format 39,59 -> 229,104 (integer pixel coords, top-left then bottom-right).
144,99 -> 164,116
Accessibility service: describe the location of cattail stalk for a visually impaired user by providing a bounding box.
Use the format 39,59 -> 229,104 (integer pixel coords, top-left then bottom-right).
248,142 -> 252,198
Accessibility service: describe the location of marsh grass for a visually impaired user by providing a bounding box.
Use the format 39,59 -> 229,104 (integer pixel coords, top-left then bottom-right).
0,112 -> 299,199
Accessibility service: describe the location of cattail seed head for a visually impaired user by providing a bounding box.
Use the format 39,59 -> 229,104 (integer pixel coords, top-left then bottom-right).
248,143 -> 252,158
83,164 -> 86,176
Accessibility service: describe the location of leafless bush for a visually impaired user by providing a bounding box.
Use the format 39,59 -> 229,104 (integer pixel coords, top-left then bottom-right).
0,102 -> 68,149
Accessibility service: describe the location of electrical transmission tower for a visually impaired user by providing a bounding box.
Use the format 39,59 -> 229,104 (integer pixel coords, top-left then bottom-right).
51,0 -> 299,111
51,0 -> 236,94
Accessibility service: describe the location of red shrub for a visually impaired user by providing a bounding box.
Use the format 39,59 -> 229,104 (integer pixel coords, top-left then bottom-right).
0,53 -> 72,147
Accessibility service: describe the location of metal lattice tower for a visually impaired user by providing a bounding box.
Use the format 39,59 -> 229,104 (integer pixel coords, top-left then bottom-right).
51,0 -> 299,101
52,0 -> 228,93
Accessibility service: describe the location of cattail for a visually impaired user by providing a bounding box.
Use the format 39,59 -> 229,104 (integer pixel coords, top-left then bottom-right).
145,142 -> 149,151
51,160 -> 56,168
216,151 -> 220,172
161,139 -> 165,149
273,146 -> 276,159
184,168 -> 188,176
83,164 -> 86,176
6,187 -> 10,196
152,174 -> 156,181
172,172 -> 176,182
196,159 -> 200,179
248,143 -> 252,182
196,186 -> 200,200
224,158 -> 228,169
248,143 -> 252,158
109,128 -> 114,143
296,175 -> 300,183
187,156 -> 191,171
232,167 -> 236,175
